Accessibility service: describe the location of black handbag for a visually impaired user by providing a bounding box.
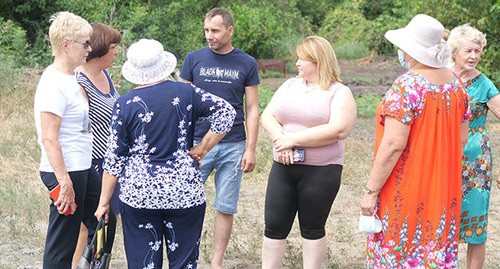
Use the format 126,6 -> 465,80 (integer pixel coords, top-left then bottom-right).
76,217 -> 111,269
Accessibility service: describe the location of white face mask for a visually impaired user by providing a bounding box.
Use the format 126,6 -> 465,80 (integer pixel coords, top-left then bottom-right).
358,214 -> 382,233
398,49 -> 411,69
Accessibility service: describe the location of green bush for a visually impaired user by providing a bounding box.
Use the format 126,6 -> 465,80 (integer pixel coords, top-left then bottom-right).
356,93 -> 383,118
0,54 -> 22,96
480,46 -> 499,86
259,70 -> 285,79
257,84 -> 276,114
1,0 -> 498,73
229,3 -> 311,59
318,3 -> 371,59
23,34 -> 53,68
359,0 -> 499,84
334,41 -> 370,59
319,4 -> 369,42
0,19 -> 28,65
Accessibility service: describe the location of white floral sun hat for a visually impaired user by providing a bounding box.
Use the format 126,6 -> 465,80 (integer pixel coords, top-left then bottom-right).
122,38 -> 177,85
384,14 -> 451,68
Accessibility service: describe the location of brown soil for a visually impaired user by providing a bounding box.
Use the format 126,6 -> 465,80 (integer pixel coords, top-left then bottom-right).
4,57 -> 500,268
262,56 -> 404,96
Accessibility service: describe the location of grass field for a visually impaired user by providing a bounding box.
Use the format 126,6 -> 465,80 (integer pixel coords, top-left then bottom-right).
1,59 -> 500,268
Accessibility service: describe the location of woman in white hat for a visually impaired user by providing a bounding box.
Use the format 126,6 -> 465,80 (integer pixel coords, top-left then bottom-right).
360,14 -> 471,268
448,24 -> 500,269
94,38 -> 236,268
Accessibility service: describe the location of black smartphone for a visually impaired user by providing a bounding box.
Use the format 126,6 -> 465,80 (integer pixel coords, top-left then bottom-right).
293,148 -> 305,162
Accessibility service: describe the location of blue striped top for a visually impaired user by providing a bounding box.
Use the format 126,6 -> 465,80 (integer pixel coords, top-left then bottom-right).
76,69 -> 120,160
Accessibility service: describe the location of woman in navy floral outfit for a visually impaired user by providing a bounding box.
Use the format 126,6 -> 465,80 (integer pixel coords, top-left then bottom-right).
94,39 -> 236,269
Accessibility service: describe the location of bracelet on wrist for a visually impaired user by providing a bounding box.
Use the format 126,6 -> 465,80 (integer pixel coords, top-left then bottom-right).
365,186 -> 381,194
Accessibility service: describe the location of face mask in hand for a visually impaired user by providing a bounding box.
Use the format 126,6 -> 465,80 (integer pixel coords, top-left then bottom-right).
398,49 -> 411,69
358,214 -> 382,233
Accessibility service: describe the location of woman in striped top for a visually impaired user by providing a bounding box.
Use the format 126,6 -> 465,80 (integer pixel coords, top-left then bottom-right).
74,22 -> 121,265
76,22 -> 121,210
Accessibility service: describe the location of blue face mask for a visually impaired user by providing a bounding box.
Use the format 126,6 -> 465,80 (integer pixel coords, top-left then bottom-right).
398,50 -> 411,69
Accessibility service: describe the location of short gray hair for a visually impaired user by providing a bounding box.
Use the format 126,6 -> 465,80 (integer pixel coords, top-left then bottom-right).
448,24 -> 487,55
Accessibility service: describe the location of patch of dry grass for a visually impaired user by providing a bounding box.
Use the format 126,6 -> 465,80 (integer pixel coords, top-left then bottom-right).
0,68 -> 46,250
2,66 -> 500,269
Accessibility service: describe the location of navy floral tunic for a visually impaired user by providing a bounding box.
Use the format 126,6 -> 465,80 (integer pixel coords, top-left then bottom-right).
103,81 -> 236,209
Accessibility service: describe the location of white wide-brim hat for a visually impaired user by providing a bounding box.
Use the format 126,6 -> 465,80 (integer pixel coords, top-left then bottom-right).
385,14 -> 451,68
122,38 -> 177,85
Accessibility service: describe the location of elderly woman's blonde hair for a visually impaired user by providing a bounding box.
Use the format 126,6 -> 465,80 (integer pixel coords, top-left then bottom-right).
48,11 -> 92,56
447,24 -> 487,62
296,36 -> 341,90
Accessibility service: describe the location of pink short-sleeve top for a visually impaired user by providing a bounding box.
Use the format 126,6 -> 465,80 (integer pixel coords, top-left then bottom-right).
271,77 -> 345,166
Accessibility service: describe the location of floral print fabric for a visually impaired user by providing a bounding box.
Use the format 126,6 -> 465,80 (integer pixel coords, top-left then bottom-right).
104,81 -> 235,210
368,71 -> 470,268
460,74 -> 499,244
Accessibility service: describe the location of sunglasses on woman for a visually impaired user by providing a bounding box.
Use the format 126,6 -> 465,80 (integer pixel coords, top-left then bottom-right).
73,40 -> 91,49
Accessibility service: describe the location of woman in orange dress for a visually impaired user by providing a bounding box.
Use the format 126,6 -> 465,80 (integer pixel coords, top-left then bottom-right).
360,14 -> 471,268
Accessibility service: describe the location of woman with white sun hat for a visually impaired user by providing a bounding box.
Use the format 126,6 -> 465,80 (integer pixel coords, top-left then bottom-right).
94,38 -> 235,268
360,14 -> 471,268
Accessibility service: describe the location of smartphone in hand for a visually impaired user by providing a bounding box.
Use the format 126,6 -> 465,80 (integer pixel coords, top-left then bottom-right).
293,148 -> 305,162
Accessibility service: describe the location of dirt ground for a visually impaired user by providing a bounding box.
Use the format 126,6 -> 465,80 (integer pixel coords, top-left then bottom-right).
3,57 -> 500,268
263,56 -> 404,96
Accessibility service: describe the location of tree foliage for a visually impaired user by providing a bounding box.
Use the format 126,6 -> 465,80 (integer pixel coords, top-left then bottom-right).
1,0 -> 497,82
319,2 -> 371,59
228,2 -> 311,60
293,0 -> 342,31
360,0 -> 499,82
0,18 -> 27,65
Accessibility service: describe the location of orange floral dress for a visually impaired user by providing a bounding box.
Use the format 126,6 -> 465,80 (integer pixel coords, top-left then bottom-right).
367,71 -> 470,268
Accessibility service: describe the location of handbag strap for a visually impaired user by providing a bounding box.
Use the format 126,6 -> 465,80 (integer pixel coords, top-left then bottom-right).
89,217 -> 104,247
101,218 -> 109,253
96,217 -> 109,254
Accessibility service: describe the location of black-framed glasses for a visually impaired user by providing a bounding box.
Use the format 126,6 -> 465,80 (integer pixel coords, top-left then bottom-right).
73,40 -> 91,49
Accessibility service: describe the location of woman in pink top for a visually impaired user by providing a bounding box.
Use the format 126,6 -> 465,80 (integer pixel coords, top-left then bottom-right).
260,36 -> 357,268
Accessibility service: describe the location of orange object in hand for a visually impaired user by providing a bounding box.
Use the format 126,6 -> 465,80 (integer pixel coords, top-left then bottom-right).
49,185 -> 77,216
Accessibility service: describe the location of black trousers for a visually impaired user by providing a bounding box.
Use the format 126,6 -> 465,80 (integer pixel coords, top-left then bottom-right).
264,162 -> 342,240
40,168 -> 116,269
